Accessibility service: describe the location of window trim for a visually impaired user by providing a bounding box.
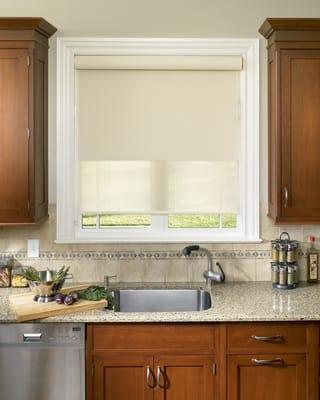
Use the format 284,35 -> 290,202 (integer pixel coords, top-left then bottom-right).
56,37 -> 260,243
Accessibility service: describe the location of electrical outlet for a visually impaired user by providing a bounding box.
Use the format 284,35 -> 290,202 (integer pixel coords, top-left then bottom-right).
27,240 -> 40,258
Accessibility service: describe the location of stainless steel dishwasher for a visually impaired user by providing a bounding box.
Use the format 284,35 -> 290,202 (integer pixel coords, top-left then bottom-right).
0,323 -> 85,400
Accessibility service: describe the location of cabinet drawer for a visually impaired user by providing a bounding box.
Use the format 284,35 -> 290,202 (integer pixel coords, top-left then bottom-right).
90,323 -> 215,352
227,323 -> 307,352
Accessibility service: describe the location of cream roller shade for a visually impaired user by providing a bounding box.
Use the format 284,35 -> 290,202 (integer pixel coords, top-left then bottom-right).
80,161 -> 151,213
77,56 -> 242,215
76,69 -> 241,161
80,160 -> 238,213
167,161 -> 238,213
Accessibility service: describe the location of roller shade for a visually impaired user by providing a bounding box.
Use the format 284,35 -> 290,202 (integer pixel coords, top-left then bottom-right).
80,161 -> 151,213
76,69 -> 241,161
80,160 -> 238,214
76,55 -> 242,215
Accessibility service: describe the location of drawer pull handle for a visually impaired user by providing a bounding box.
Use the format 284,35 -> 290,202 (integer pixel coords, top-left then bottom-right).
251,334 -> 284,342
146,366 -> 155,388
252,358 -> 283,365
156,366 -> 166,389
284,186 -> 289,208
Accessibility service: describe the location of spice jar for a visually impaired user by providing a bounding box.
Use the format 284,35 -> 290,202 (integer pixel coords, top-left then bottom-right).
271,263 -> 279,284
278,243 -> 287,263
291,264 -> 298,284
279,264 -> 287,285
287,265 -> 295,286
287,242 -> 298,263
271,240 -> 280,262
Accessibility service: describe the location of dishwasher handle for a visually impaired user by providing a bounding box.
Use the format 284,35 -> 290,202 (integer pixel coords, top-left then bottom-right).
23,333 -> 42,342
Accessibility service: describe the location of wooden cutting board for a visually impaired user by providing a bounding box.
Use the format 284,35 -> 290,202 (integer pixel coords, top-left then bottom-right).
9,285 -> 108,322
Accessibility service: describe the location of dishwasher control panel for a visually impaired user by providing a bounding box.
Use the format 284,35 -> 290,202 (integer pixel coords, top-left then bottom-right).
0,323 -> 85,346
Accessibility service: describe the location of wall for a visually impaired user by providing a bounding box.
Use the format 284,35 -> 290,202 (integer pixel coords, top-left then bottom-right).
0,0 -> 320,283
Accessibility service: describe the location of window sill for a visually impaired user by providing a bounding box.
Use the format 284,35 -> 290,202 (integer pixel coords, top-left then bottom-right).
55,237 -> 263,244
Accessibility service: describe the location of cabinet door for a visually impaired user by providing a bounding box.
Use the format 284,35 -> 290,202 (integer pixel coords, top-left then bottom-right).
93,354 -> 154,400
154,355 -> 215,400
228,354 -> 306,400
0,49 -> 30,223
281,50 -> 320,222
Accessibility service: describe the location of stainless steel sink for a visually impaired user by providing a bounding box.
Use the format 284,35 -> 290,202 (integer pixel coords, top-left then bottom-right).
113,288 -> 211,312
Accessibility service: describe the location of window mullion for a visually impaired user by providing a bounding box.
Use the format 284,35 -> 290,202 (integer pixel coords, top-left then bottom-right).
151,214 -> 167,234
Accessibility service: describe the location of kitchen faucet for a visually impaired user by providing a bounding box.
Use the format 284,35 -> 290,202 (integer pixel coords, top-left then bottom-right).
181,245 -> 225,288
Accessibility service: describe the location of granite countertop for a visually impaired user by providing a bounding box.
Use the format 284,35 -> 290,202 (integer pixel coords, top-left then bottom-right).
1,281 -> 320,323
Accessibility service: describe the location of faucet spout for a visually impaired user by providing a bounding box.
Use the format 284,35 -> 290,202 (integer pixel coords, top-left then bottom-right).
181,245 -> 225,287
181,245 -> 200,256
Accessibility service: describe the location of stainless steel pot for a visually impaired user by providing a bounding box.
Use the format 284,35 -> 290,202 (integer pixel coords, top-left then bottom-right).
28,270 -> 73,303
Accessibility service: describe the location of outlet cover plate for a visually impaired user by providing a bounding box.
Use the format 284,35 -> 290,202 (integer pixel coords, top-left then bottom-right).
27,240 -> 40,258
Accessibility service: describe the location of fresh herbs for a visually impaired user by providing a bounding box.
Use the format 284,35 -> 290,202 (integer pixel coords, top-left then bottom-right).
22,266 -> 70,283
22,267 -> 41,282
77,285 -> 113,309
51,266 -> 70,282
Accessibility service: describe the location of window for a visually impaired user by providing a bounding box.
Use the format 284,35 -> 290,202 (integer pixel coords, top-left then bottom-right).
56,38 -> 259,243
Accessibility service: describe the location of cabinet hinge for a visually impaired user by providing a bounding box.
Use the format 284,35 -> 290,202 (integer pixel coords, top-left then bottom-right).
27,200 -> 30,211
27,56 -> 30,67
92,365 -> 95,376
27,128 -> 30,139
212,363 -> 216,375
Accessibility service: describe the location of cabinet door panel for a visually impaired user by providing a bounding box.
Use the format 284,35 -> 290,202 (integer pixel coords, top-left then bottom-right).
228,354 -> 306,400
281,50 -> 320,220
93,355 -> 154,400
0,49 -> 30,222
154,355 -> 215,400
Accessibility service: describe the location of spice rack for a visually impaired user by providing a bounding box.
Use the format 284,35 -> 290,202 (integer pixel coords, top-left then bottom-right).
271,232 -> 299,289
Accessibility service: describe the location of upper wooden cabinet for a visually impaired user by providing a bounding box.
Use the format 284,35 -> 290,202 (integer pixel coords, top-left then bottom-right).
0,18 -> 56,225
260,18 -> 320,223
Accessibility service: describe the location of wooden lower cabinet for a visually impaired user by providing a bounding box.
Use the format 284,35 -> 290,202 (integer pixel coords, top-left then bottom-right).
87,324 -> 217,400
86,323 -> 318,400
227,354 -> 306,400
154,355 -> 215,400
91,354 -> 215,400
93,354 -> 153,400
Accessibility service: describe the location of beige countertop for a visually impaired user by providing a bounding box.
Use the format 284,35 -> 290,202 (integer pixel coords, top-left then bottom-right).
1,281 -> 320,323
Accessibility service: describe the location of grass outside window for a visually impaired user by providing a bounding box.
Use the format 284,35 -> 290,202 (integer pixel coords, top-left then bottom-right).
82,213 -> 237,229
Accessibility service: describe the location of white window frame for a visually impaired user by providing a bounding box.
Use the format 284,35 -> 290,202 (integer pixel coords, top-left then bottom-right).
56,38 -> 260,243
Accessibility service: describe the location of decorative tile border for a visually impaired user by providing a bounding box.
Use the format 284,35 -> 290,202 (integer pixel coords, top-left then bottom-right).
0,249 -> 279,261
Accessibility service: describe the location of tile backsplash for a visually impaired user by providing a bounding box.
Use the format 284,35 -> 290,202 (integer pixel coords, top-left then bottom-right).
0,204 -> 316,283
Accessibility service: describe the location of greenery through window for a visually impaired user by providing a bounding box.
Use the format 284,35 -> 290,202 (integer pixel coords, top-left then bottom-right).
82,213 -> 237,229
82,214 -> 151,228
